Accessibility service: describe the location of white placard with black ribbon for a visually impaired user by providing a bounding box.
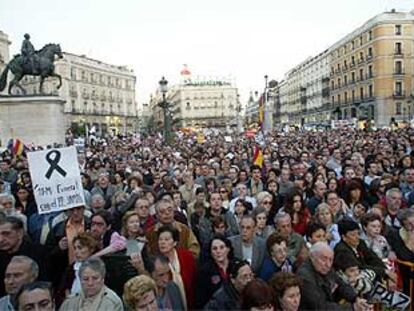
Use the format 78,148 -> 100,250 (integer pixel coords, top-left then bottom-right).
28,146 -> 85,214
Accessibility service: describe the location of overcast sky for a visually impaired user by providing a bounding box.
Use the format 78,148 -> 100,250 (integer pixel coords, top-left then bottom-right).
0,0 -> 412,104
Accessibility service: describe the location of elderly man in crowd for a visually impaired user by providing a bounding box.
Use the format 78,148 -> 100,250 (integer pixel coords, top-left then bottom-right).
0,256 -> 39,310
274,212 -> 305,264
146,198 -> 200,258
299,242 -> 372,310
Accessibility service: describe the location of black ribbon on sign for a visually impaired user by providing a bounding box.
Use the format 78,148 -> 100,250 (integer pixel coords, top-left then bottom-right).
45,150 -> 67,179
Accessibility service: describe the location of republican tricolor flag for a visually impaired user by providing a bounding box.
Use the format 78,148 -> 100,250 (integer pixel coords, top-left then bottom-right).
7,138 -> 26,156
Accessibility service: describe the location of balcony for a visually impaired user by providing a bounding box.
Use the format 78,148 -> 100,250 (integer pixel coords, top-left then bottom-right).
393,71 -> 405,76
363,96 -> 376,102
393,92 -> 405,99
366,55 -> 373,62
350,62 -> 356,68
394,51 -> 404,57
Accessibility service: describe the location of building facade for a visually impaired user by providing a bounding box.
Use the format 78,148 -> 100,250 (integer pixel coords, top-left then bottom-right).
329,10 -> 414,127
150,68 -> 239,131
22,52 -> 137,135
0,30 -> 11,94
277,10 -> 414,128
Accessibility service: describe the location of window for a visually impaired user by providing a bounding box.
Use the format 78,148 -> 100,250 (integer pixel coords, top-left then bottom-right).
368,47 -> 373,57
351,56 -> 355,66
359,69 -> 364,81
369,84 -> 373,98
360,36 -> 363,45
337,78 -> 341,88
186,102 -> 191,110
344,75 -> 348,85
344,92 -> 348,103
359,52 -> 364,61
71,68 -> 77,80
351,72 -> 355,83
332,96 -> 335,105
395,25 -> 401,35
396,102 -> 402,115
395,61 -> 403,74
360,87 -> 364,100
368,30 -> 373,40
395,42 -> 402,54
368,65 -> 373,78
395,81 -> 403,95
351,41 -> 355,50
344,60 -> 347,68
331,81 -> 335,89
352,90 -> 355,102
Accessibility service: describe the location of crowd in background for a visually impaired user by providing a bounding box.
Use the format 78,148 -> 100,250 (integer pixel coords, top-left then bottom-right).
0,127 -> 414,310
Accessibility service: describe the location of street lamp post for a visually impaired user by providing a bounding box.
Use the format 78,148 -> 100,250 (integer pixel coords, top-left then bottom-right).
158,77 -> 171,144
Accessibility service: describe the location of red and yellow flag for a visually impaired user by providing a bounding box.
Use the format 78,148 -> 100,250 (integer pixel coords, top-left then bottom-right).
253,145 -> 264,168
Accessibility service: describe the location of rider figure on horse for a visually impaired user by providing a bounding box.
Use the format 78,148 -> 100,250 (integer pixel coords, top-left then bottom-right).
21,33 -> 38,74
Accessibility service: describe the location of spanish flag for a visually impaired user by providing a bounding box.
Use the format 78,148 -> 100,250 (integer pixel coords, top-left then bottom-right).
253,145 -> 264,168
7,138 -> 25,156
258,94 -> 265,131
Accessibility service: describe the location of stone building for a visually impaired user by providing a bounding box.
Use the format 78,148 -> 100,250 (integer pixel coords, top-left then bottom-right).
150,67 -> 239,131
0,31 -> 11,94
278,9 -> 414,128
329,9 -> 414,127
21,52 -> 137,135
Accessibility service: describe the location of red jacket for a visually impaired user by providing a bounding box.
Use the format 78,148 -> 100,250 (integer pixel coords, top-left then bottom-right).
177,248 -> 197,309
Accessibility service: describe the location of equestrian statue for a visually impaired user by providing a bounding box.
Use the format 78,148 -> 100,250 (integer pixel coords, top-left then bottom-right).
0,34 -> 63,95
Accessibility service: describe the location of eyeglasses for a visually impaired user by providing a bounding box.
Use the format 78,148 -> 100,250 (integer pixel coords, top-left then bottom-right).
262,201 -> 272,205
220,190 -> 227,194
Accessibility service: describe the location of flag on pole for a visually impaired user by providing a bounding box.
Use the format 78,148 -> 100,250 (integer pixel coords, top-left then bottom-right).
258,94 -> 265,131
7,138 -> 26,156
253,145 -> 264,168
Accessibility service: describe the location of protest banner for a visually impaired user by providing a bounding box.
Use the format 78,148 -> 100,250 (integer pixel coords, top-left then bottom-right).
370,282 -> 410,310
28,146 -> 85,214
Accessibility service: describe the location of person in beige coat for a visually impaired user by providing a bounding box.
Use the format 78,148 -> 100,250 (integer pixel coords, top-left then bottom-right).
59,257 -> 123,311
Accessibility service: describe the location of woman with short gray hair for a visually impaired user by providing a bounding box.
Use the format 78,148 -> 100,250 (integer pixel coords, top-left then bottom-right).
59,258 -> 123,311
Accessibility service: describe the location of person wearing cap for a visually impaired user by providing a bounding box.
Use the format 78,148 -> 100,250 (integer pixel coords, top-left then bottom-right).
334,218 -> 390,284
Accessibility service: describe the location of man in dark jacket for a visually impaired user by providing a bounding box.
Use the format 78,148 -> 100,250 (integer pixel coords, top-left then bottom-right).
204,260 -> 253,310
298,242 -> 371,310
0,216 -> 49,296
334,218 -> 388,282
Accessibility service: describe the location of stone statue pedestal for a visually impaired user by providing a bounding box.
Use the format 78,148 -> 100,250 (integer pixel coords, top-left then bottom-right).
0,96 -> 66,147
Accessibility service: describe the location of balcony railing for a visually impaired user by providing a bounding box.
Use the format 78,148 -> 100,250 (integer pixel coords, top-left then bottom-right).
393,92 -> 405,99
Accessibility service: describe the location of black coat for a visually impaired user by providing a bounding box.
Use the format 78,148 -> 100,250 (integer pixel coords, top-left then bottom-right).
334,240 -> 386,281
0,239 -> 49,296
298,259 -> 357,310
195,260 -> 230,309
203,280 -> 240,311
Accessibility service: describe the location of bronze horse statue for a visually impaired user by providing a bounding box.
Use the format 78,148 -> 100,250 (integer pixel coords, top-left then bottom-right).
0,43 -> 63,95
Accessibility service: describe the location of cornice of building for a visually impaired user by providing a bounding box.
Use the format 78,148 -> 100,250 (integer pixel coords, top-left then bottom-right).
62,52 -> 135,76
329,10 -> 414,51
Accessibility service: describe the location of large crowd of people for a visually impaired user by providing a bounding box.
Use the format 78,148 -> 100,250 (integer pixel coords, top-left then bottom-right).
0,126 -> 414,310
